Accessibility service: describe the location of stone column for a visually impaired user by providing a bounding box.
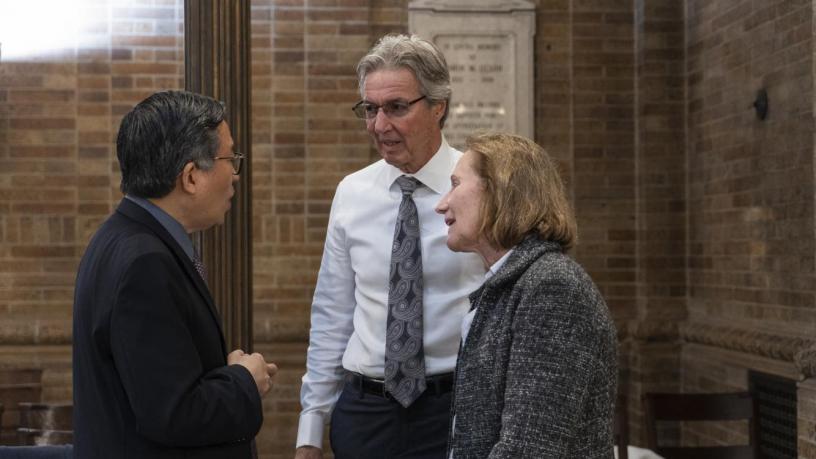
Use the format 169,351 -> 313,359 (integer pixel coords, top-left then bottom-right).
627,0 -> 687,444
184,0 -> 253,352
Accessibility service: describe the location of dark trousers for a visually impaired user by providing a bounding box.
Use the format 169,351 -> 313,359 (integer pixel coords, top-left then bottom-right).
330,374 -> 453,459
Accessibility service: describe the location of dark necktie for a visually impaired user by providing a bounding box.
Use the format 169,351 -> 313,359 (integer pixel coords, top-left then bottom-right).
192,250 -> 208,281
384,176 -> 426,407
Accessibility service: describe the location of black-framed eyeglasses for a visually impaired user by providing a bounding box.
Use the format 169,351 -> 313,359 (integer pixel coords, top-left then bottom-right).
352,96 -> 427,120
214,152 -> 244,175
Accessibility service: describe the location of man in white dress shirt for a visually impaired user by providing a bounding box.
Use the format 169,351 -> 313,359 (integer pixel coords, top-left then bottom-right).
294,34 -> 484,459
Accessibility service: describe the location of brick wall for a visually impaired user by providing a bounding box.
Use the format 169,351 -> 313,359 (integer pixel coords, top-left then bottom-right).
569,0 -> 636,324
0,0 -> 183,403
624,0 -> 687,444
683,0 -> 816,453
250,0 -> 394,454
3,0 -> 816,457
687,0 -> 814,350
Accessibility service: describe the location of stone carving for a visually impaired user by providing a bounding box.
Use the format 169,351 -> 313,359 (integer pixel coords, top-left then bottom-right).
680,322 -> 816,377
795,342 -> 816,379
619,319 -> 816,378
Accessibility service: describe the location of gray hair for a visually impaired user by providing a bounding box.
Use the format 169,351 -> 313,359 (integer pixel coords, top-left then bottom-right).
117,90 -> 225,198
356,34 -> 451,128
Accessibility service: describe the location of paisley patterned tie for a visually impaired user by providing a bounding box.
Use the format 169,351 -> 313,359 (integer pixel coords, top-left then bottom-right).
384,176 -> 426,407
192,249 -> 208,282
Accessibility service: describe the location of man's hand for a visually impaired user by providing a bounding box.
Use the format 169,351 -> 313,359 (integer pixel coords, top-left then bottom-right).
228,349 -> 278,397
295,445 -> 322,459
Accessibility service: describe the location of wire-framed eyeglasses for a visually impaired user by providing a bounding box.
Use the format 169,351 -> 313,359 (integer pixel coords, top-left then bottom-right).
351,96 -> 427,120
213,152 -> 245,175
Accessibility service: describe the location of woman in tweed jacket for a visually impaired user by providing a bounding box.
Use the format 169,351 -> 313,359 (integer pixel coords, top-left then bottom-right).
435,132 -> 617,458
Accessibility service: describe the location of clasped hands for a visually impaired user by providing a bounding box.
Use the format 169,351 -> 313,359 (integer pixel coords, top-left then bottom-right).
228,349 -> 278,397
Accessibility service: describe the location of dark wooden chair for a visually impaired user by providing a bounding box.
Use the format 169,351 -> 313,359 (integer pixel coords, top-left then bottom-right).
614,394 -> 628,459
643,392 -> 758,459
17,403 -> 72,446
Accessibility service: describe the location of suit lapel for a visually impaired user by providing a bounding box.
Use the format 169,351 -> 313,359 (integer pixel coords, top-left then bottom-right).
115,199 -> 228,355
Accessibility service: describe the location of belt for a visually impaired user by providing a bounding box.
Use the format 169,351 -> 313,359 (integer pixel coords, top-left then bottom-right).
345,371 -> 454,399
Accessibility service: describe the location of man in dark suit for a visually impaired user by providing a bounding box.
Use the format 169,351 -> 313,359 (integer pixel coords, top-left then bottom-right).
72,90 -> 277,459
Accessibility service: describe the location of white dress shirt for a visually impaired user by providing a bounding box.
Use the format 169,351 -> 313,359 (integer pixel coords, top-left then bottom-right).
460,249 -> 513,344
297,140 -> 485,449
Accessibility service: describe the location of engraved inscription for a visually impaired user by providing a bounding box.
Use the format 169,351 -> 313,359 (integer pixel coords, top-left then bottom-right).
437,34 -> 515,149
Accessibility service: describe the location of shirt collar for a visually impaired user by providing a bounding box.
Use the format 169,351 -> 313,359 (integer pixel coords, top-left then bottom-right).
124,194 -> 195,261
485,249 -> 514,281
384,136 -> 455,195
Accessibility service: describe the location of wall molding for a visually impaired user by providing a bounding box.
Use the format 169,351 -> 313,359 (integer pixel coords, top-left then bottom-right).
680,322 -> 816,378
618,319 -> 816,379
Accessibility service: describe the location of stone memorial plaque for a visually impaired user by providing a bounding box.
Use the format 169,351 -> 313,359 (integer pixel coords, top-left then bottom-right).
437,34 -> 515,148
410,0 -> 535,150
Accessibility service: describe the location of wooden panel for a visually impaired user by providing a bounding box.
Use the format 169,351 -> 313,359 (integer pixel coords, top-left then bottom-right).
184,0 -> 253,352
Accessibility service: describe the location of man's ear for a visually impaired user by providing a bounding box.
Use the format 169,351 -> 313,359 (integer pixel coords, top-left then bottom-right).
435,100 -> 447,122
179,161 -> 198,195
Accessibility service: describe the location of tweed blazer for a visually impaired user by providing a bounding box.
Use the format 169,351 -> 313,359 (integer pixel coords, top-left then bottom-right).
448,236 -> 617,459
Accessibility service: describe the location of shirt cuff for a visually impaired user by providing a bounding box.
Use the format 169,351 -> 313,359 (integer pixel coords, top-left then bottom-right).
296,411 -> 326,449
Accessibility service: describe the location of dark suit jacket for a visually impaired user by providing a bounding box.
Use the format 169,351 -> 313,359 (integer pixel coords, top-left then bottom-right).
448,237 -> 617,459
72,199 -> 262,459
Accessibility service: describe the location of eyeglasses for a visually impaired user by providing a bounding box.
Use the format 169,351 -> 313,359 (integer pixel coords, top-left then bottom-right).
351,96 -> 427,120
214,152 -> 245,175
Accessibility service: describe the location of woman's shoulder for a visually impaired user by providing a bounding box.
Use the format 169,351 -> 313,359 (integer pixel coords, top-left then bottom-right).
517,249 -> 612,324
522,247 -> 592,287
